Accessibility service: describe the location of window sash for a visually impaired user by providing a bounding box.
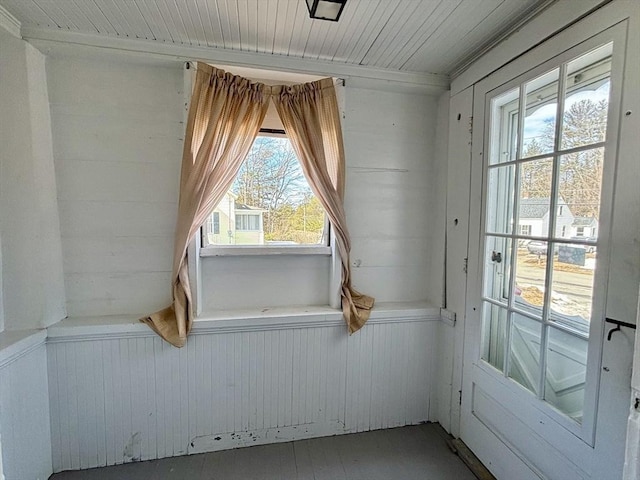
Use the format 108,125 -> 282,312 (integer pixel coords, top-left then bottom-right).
477,33 -> 622,439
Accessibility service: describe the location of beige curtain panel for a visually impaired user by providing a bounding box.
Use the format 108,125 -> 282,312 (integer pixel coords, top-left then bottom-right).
142,64 -> 374,346
141,64 -> 269,347
272,80 -> 374,333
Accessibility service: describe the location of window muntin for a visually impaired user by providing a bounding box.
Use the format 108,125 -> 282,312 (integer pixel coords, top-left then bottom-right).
480,43 -> 612,423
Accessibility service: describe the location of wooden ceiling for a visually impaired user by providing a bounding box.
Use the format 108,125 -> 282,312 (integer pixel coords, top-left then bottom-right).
1,0 -> 549,76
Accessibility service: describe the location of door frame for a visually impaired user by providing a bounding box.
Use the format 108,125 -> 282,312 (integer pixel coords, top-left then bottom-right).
458,4 -> 637,477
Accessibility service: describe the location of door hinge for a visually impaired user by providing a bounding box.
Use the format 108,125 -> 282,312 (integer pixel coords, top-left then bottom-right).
463,257 -> 468,274
468,116 -> 473,136
459,390 -> 463,405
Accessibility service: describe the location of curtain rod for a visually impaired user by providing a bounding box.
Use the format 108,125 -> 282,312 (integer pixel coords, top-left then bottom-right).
184,61 -> 345,86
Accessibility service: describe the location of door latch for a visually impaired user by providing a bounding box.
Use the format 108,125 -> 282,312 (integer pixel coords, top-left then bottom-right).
604,317 -> 636,341
491,251 -> 502,263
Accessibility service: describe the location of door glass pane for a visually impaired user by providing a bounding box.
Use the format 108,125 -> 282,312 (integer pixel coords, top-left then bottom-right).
489,87 -> 519,165
549,247 -> 595,334
481,302 -> 508,372
479,38 -> 619,433
483,236 -> 512,304
561,44 -> 612,150
486,165 -> 515,234
518,157 -> 553,236
508,313 -> 542,394
545,327 -> 588,423
514,244 -> 547,319
523,69 -> 560,157
557,148 -> 604,242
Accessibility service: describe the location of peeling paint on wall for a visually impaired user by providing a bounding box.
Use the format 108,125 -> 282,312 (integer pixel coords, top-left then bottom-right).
188,421 -> 347,454
123,432 -> 142,462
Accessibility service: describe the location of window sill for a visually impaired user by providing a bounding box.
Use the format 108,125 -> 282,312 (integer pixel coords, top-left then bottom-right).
46,302 -> 442,342
200,245 -> 332,256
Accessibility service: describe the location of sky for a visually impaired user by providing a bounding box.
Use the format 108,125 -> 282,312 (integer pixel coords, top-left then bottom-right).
522,81 -> 610,147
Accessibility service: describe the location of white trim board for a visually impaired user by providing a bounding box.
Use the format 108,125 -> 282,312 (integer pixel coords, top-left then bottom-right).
450,0 -> 611,96
448,0 -> 558,79
46,302 -> 442,343
21,27 -> 450,94
0,4 -> 20,38
0,329 -> 46,368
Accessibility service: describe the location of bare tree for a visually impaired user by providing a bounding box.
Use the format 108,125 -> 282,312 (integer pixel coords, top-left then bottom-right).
520,97 -> 608,218
232,137 -> 318,239
521,138 -> 553,199
558,99 -> 607,217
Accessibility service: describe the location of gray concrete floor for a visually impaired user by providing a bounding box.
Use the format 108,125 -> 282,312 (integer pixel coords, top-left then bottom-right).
50,423 -> 476,480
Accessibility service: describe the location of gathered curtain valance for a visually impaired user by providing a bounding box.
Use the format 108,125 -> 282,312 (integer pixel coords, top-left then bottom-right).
142,63 -> 374,347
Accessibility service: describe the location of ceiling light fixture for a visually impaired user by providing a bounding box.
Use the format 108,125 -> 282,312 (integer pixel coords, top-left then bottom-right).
305,0 -> 347,22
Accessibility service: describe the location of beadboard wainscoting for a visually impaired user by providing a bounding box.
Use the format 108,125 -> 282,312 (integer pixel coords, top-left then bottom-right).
47,305 -> 440,473
0,330 -> 52,480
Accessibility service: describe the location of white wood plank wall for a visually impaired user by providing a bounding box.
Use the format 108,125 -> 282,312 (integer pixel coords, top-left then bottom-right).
47,318 -> 435,473
343,87 -> 442,306
0,337 -> 52,480
47,56 -> 184,318
47,54 -> 446,315
0,27 -> 66,331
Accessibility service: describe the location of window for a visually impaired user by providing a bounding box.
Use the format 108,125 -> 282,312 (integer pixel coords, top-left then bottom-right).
518,224 -> 532,236
202,212 -> 221,246
236,213 -> 261,231
201,135 -> 327,249
192,66 -> 341,316
480,43 -> 613,424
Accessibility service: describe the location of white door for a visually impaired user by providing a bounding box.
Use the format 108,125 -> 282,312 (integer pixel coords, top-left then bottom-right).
460,12 -> 639,480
